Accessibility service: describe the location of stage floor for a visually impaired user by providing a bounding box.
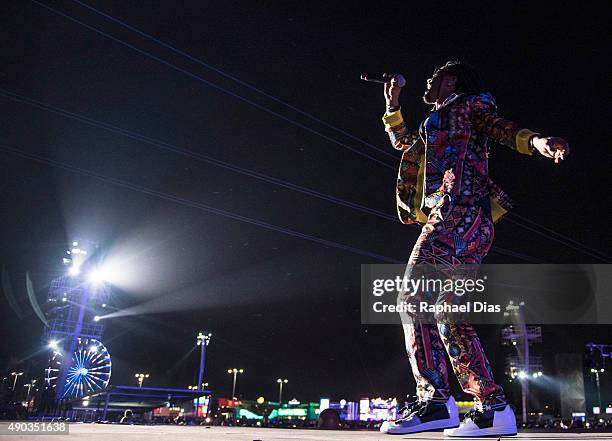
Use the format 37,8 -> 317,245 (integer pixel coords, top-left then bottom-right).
2,424 -> 612,440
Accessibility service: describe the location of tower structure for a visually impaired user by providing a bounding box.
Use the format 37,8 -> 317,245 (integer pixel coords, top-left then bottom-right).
43,240 -> 112,401
501,301 -> 542,424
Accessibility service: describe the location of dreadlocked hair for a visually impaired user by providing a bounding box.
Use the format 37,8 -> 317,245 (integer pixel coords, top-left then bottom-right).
434,60 -> 483,96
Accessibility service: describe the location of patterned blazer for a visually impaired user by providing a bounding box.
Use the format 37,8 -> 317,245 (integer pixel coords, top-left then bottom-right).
382,92 -> 538,225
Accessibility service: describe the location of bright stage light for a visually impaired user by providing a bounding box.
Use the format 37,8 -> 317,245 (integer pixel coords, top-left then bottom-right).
68,265 -> 80,276
48,340 -> 60,350
88,264 -> 124,286
89,268 -> 105,285
88,266 -> 115,285
93,315 -> 101,322
518,371 -> 527,379
89,345 -> 98,353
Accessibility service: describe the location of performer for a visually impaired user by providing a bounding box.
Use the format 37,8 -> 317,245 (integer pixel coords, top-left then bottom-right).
378,60 -> 569,437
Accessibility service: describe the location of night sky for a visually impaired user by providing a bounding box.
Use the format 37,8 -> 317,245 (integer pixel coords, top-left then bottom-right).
1,1 -> 610,409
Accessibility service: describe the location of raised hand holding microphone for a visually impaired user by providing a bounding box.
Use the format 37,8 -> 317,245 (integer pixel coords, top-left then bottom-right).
383,74 -> 405,111
360,72 -> 405,111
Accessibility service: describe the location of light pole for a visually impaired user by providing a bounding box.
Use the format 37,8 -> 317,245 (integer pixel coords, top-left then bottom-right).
11,372 -> 23,392
227,368 -> 244,399
24,380 -> 36,409
277,378 -> 288,405
196,332 -> 212,392
591,368 -> 605,411
135,373 -> 149,388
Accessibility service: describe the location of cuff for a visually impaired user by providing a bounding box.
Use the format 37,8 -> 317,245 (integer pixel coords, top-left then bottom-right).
515,128 -> 539,155
382,110 -> 404,127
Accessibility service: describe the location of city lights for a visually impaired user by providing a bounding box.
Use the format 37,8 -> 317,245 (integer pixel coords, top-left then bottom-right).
197,332 -> 212,346
196,332 -> 212,392
228,368 -> 244,399
24,380 -> 36,406
277,378 -> 288,405
135,373 -> 150,388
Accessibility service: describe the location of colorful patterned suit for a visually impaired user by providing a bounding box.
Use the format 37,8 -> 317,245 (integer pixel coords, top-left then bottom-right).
383,92 -> 538,410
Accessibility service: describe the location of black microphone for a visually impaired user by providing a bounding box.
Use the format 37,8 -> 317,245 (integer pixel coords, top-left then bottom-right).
361,73 -> 406,87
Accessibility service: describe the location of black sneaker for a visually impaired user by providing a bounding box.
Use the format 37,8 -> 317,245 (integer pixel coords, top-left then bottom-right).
395,398 -> 425,420
380,396 -> 459,435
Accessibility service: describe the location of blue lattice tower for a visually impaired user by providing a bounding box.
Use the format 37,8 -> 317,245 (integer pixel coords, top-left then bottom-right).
43,240 -> 112,401
501,301 -> 543,425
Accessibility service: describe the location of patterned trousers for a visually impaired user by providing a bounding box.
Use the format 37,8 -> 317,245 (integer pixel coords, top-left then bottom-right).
400,202 -> 506,410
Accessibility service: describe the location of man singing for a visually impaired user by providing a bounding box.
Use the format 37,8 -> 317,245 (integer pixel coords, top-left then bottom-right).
378,60 -> 569,437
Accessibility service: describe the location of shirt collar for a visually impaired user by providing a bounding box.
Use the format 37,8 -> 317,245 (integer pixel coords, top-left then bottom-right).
435,93 -> 462,110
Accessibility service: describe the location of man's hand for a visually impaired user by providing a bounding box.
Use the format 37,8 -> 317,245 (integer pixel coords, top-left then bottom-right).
532,136 -> 570,164
384,75 -> 402,108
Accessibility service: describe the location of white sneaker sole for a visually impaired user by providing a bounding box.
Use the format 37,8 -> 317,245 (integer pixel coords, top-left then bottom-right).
444,426 -> 517,437
384,417 -> 460,435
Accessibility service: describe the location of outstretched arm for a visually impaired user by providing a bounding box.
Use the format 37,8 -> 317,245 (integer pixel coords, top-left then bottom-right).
469,93 -> 569,163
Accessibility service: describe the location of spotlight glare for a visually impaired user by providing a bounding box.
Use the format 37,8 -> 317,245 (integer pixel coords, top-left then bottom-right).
69,265 -> 80,276
48,340 -> 60,350
93,315 -> 101,322
89,345 -> 98,353
89,268 -> 105,285
89,265 -> 119,285
518,371 -> 527,379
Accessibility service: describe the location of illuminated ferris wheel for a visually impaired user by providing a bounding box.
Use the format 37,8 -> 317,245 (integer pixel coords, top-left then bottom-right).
45,338 -> 112,399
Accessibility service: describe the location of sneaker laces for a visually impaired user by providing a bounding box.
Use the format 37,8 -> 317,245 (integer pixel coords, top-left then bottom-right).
464,408 -> 483,422
396,399 -> 426,421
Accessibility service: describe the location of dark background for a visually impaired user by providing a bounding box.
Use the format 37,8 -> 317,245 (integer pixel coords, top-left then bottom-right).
1,0 -> 610,409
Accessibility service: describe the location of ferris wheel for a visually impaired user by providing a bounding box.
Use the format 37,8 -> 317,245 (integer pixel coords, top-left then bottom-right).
45,338 -> 112,399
